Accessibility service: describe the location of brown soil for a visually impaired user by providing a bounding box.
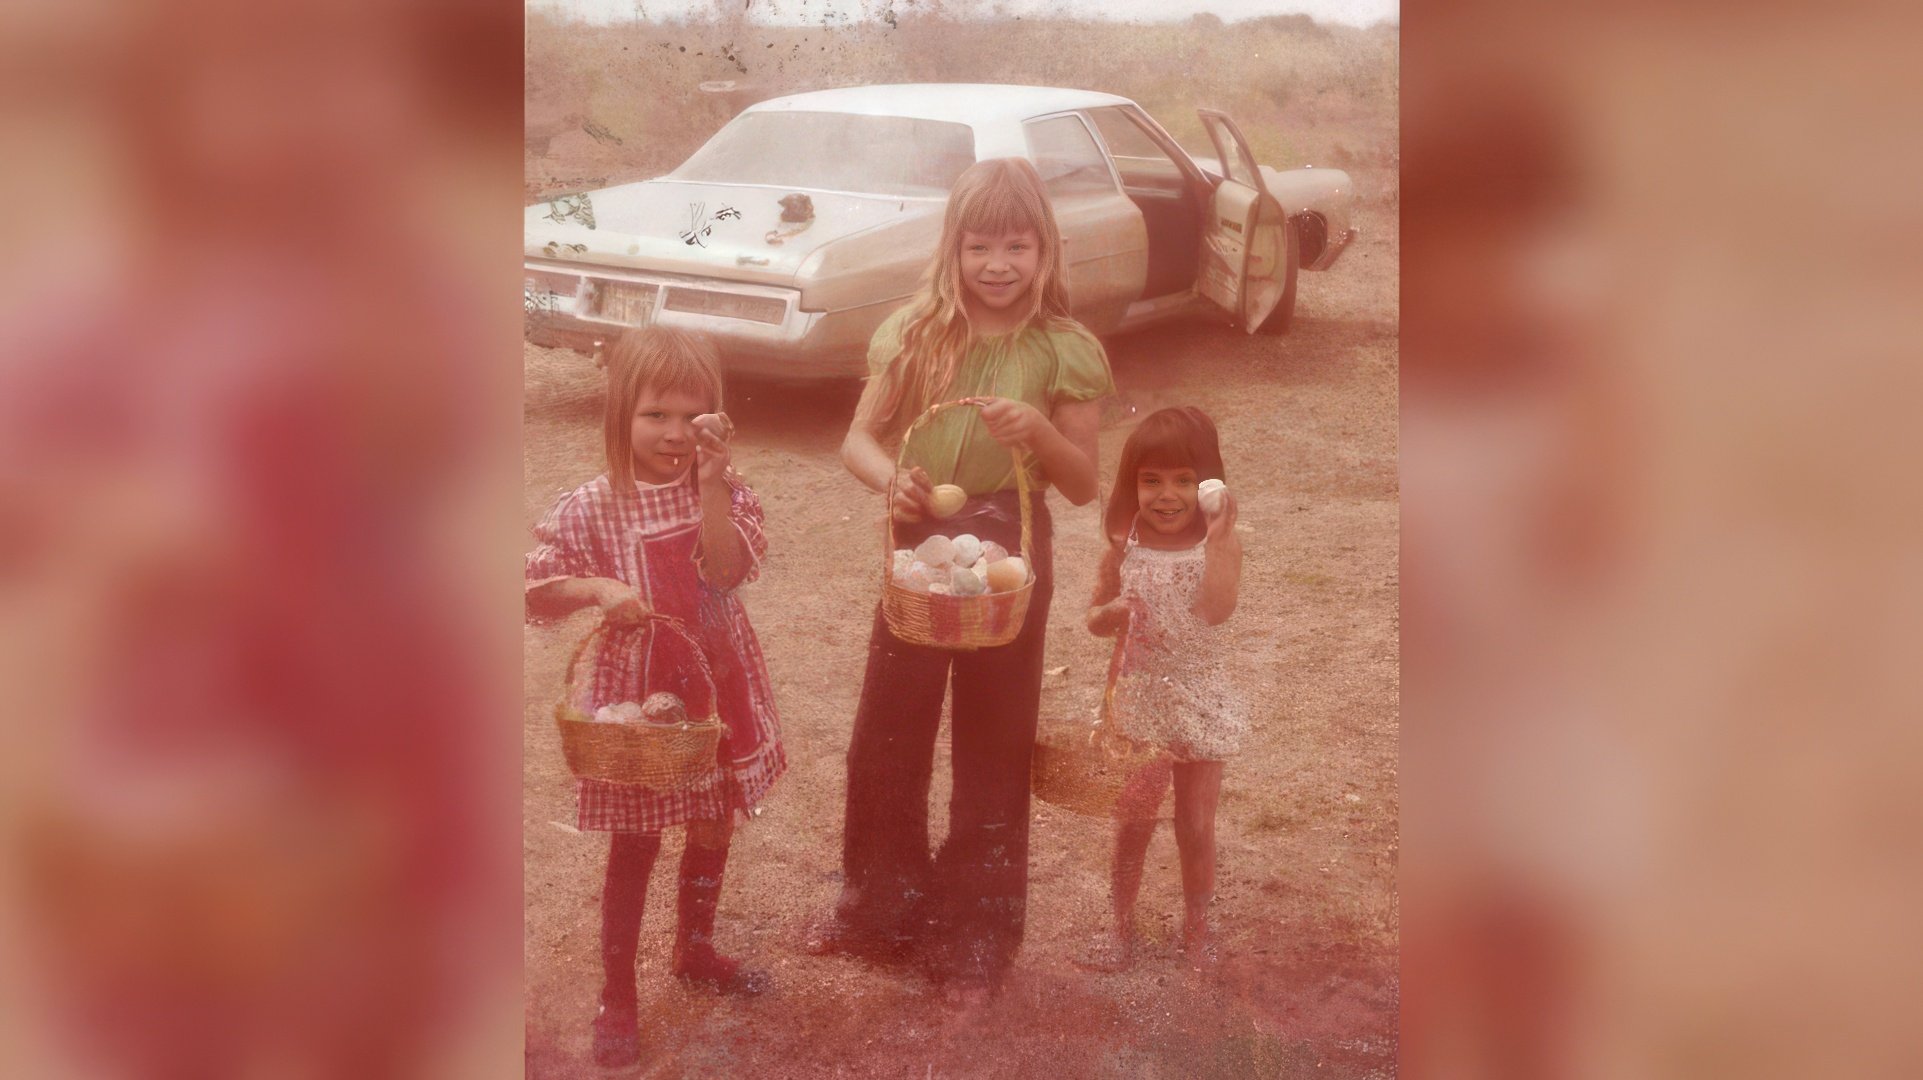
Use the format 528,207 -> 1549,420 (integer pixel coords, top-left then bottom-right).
522,190 -> 1397,1078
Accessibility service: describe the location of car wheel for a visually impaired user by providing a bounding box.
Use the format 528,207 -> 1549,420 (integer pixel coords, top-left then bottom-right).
1254,217 -> 1300,336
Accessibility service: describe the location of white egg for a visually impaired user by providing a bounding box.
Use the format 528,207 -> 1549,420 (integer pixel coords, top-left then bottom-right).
914,534 -> 957,567
1198,478 -> 1228,516
949,565 -> 987,596
594,701 -> 645,725
892,549 -> 915,580
979,540 -> 1009,565
952,534 -> 983,568
901,561 -> 942,593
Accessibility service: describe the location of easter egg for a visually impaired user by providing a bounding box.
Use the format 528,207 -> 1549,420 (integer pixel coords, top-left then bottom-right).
1198,478 -> 1228,516
901,561 -> 942,593
892,549 -> 915,580
641,692 -> 689,727
979,540 -> 1009,565
984,557 -> 1028,593
594,701 -> 645,725
949,565 -> 987,596
952,533 -> 983,568
914,534 -> 957,567
928,484 -> 968,519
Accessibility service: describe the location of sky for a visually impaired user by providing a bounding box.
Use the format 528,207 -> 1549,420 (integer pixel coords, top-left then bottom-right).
527,0 -> 1399,29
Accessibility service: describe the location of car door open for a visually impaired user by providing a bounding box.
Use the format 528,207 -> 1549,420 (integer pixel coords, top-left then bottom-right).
1195,110 -> 1290,334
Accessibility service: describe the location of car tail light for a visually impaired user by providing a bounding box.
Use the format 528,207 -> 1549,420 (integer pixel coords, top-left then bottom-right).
660,287 -> 788,324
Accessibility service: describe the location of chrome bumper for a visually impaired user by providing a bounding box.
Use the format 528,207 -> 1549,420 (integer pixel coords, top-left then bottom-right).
1306,227 -> 1358,272
523,261 -> 882,379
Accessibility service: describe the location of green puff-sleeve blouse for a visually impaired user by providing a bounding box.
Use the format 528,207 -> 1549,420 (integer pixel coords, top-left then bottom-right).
866,306 -> 1115,494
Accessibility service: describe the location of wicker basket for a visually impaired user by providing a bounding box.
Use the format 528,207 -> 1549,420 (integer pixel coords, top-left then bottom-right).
880,399 -> 1035,650
1032,701 -> 1172,821
555,614 -> 723,790
1031,622 -> 1172,819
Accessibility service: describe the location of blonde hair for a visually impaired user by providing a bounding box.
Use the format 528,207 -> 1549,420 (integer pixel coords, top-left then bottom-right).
860,157 -> 1076,436
601,326 -> 724,489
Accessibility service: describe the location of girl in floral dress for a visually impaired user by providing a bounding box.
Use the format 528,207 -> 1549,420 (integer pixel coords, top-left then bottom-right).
525,327 -> 785,1067
1084,407 -> 1246,971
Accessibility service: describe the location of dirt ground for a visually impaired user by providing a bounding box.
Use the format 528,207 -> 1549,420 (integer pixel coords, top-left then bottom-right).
521,179 -> 1397,1077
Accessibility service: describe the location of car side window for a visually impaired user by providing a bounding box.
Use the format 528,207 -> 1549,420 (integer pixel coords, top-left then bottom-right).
1023,115 -> 1118,198
1087,107 -> 1185,189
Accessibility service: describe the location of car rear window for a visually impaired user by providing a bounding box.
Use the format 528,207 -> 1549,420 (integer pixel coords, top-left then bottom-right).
670,112 -> 977,198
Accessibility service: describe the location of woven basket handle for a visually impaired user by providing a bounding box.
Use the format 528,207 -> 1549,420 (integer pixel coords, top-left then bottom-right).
883,398 -> 1034,578
563,610 -> 720,714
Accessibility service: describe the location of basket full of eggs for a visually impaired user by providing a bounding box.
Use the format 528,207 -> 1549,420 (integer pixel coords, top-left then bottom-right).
881,400 -> 1036,650
555,612 -> 723,790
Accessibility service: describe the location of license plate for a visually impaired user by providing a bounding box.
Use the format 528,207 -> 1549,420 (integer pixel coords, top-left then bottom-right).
596,281 -> 657,325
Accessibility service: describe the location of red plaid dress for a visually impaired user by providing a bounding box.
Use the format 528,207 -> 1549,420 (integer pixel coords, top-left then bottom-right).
527,469 -> 785,832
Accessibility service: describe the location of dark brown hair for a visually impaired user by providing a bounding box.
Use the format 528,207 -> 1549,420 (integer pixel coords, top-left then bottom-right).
1103,407 -> 1226,541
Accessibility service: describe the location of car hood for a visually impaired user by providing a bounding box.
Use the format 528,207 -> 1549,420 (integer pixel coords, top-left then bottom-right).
524,179 -> 941,285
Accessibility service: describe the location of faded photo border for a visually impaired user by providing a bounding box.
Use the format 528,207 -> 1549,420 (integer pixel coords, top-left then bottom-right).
521,4 -> 1398,1077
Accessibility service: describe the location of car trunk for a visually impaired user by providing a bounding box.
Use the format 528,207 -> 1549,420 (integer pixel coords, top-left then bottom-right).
524,180 -> 937,288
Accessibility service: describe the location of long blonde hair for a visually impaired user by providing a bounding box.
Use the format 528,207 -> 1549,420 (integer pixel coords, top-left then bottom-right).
862,157 -> 1076,436
602,326 -> 724,489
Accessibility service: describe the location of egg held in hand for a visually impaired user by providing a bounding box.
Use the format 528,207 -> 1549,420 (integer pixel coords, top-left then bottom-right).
928,484 -> 968,519
1198,478 -> 1228,516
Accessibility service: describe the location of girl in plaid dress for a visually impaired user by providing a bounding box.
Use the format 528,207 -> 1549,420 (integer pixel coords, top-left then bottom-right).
525,327 -> 785,1068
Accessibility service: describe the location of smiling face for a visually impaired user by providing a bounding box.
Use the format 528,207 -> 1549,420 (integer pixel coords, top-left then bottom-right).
1136,465 -> 1203,538
628,384 -> 713,485
958,228 -> 1040,325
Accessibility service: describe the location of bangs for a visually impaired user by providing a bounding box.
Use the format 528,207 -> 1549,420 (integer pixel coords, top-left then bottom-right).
1125,412 -> 1203,473
635,351 -> 720,410
955,174 -> 1044,239
607,326 -> 723,414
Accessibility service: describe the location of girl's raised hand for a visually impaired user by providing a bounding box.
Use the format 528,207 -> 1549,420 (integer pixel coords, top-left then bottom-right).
1205,490 -> 1239,547
694,412 -> 732,486
975,396 -> 1048,449
892,465 -> 934,523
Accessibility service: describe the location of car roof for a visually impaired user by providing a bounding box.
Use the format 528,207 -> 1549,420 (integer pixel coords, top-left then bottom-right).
744,84 -> 1134,126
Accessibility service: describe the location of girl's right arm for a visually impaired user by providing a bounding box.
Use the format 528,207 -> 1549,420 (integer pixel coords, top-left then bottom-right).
526,576 -> 649,625
524,487 -> 647,624
1086,537 -> 1130,637
841,375 -> 933,523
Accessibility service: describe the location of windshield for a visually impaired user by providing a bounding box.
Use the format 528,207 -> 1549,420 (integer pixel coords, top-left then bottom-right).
670,111 -> 977,198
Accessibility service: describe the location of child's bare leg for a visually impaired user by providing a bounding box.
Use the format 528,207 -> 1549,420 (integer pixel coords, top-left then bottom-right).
1171,760 -> 1224,953
1112,817 -> 1156,941
1111,757 -> 1171,944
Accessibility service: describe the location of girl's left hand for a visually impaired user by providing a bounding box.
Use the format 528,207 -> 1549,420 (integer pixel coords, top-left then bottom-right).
1205,490 -> 1239,547
975,397 -> 1049,449
695,412 -> 732,486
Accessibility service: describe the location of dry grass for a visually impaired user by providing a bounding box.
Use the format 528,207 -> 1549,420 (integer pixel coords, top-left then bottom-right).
524,11 -> 1398,205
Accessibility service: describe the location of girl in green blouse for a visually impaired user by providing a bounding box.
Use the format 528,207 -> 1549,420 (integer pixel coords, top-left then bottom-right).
814,158 -> 1114,1004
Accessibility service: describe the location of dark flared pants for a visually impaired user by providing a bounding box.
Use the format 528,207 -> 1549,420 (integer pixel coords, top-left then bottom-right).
838,491 -> 1054,982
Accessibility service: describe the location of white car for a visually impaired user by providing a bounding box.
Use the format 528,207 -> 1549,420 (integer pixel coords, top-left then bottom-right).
524,84 -> 1356,378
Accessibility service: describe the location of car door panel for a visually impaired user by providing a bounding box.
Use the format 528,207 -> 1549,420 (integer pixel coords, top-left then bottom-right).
1195,110 -> 1288,333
